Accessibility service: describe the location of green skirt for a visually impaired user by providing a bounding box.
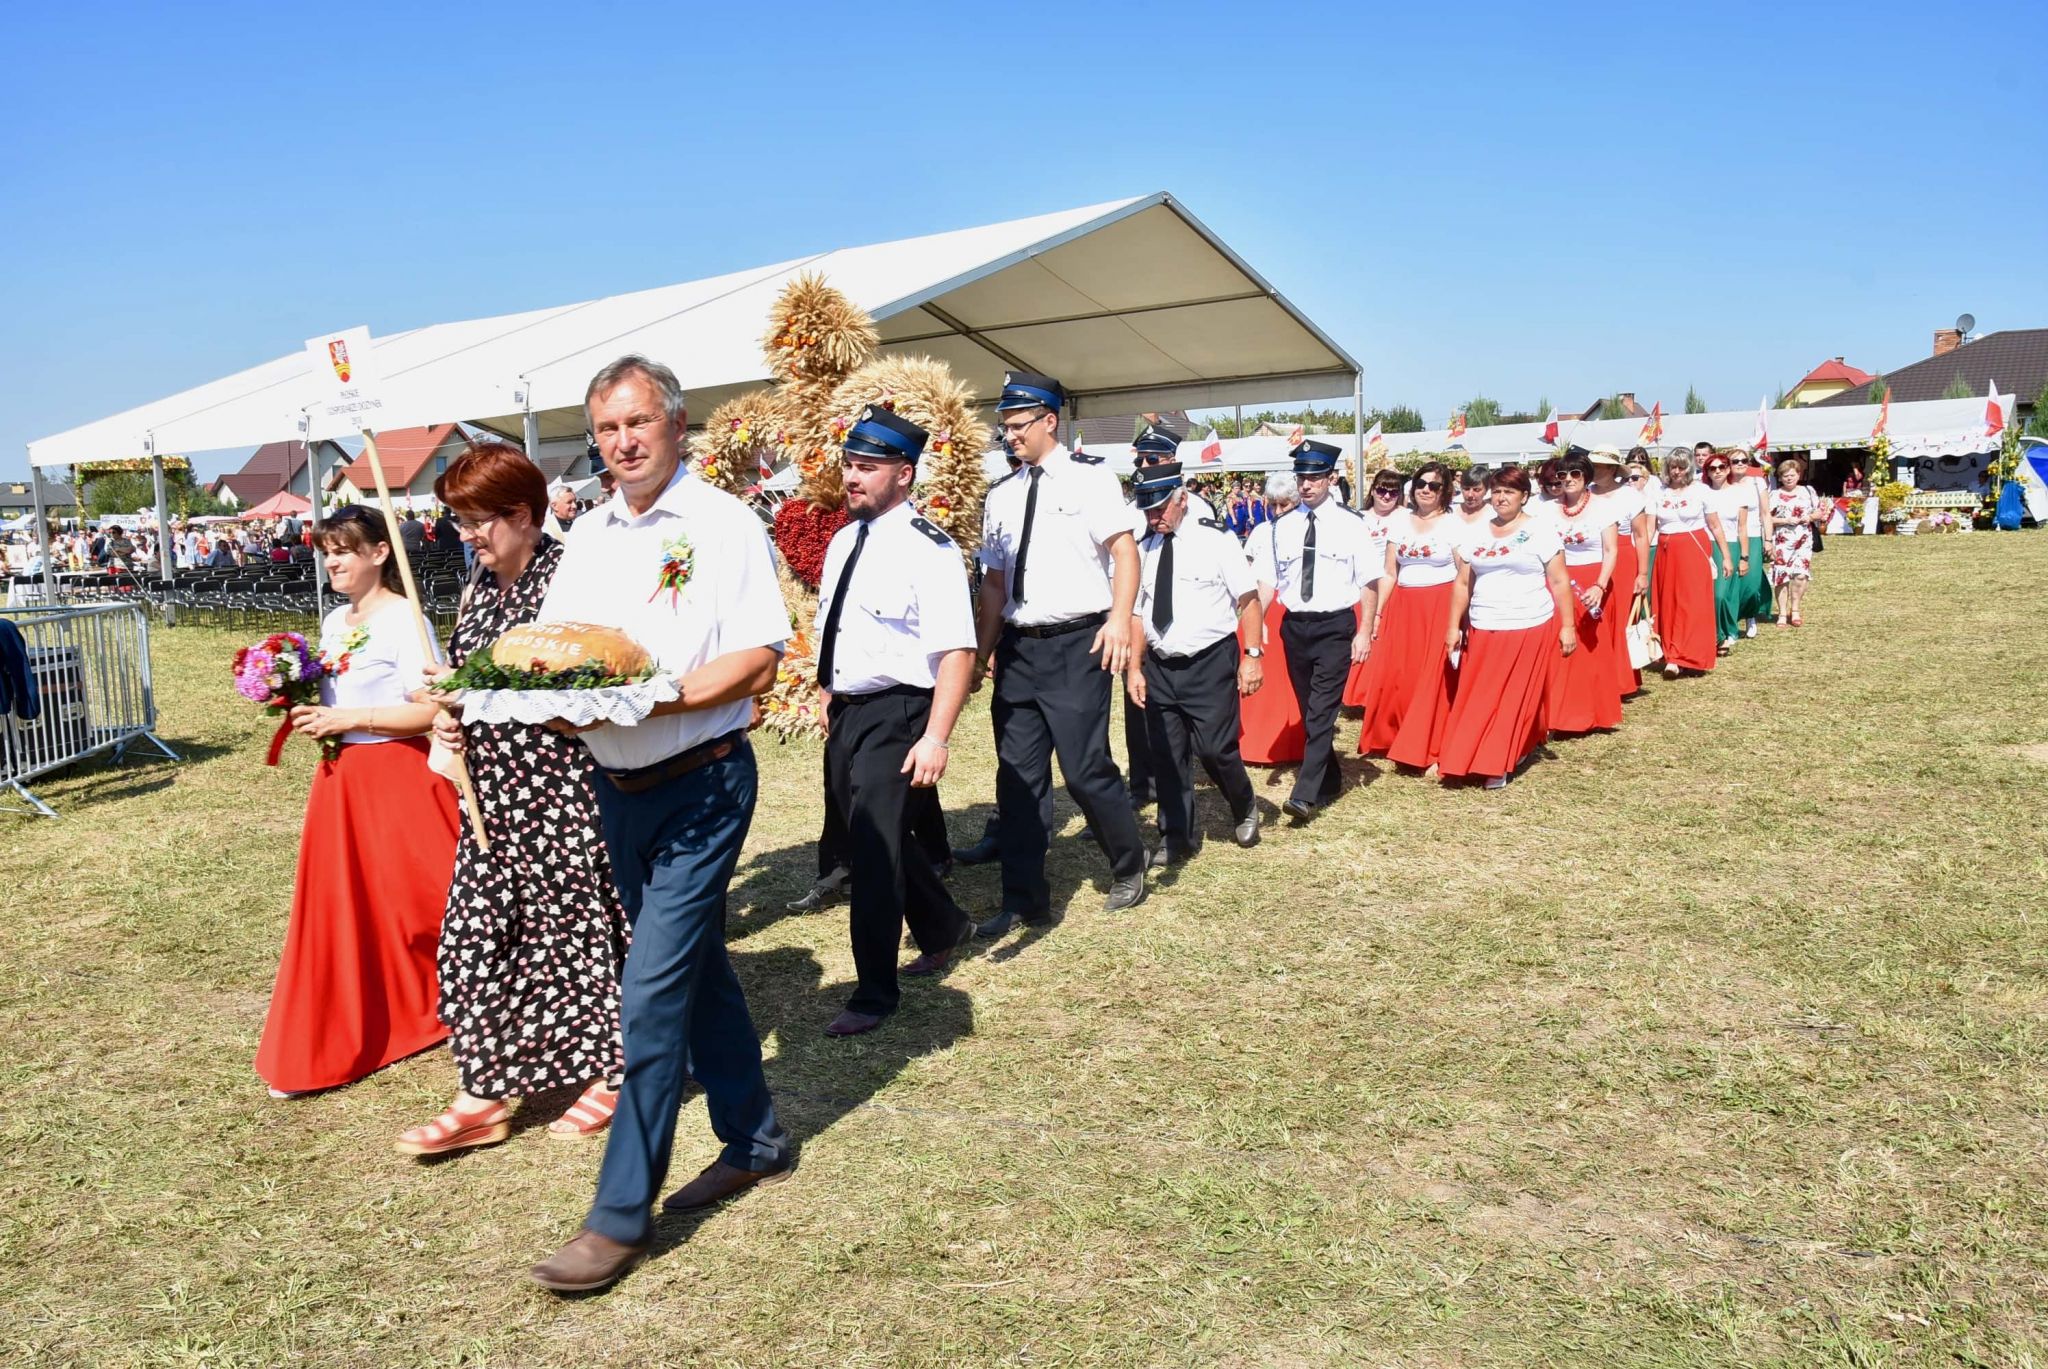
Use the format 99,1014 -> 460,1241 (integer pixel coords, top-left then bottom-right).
1714,545 -> 1741,643
1738,534 -> 1771,620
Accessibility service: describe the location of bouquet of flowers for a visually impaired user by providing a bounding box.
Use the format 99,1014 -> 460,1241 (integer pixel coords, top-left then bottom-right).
232,631 -> 332,765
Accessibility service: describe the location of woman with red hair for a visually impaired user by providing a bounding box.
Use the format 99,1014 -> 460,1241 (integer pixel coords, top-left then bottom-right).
392,442 -> 630,1157
1547,452 -> 1622,735
1649,449 -> 1733,678
1437,466 -> 1575,788
1356,461 -> 1459,769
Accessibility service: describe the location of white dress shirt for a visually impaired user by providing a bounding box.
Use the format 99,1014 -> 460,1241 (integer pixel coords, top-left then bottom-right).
813,500 -> 976,695
319,599 -> 442,747
1137,517 -> 1254,657
978,445 -> 1133,627
539,466 -> 788,770
1251,498 -> 1380,612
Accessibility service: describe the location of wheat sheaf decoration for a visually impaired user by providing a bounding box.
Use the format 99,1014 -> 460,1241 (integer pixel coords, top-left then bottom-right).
689,389 -> 779,497
764,271 -> 878,384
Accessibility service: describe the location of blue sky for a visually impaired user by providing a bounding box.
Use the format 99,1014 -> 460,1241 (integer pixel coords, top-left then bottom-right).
5,1 -> 2044,484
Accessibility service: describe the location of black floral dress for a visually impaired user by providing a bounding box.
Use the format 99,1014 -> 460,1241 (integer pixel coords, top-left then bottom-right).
439,536 -> 627,1098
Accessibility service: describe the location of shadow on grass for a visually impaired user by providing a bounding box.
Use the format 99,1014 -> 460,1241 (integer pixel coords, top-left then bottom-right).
637,943 -> 972,1263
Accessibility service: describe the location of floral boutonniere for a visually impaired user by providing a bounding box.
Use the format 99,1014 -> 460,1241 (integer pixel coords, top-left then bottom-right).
650,532 -> 696,607
329,624 -> 370,677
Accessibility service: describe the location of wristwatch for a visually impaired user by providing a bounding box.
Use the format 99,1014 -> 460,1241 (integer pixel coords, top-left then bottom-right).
1245,647 -> 1264,658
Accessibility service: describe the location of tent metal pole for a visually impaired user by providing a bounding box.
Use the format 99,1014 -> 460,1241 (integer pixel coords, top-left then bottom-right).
1353,371 -> 1366,509
30,454 -> 54,603
150,451 -> 172,581
307,420 -> 326,619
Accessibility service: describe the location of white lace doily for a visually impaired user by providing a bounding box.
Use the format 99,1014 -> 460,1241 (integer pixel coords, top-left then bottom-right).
441,676 -> 681,728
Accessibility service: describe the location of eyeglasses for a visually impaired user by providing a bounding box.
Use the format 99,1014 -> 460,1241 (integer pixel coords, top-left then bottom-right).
451,512 -> 502,533
997,414 -> 1049,436
1703,462 -> 1728,473
1372,486 -> 1400,498
1626,474 -> 1646,483
1413,479 -> 1444,491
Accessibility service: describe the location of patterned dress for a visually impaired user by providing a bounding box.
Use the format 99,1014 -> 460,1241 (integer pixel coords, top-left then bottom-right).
438,535 -> 628,1098
1767,486 -> 1819,585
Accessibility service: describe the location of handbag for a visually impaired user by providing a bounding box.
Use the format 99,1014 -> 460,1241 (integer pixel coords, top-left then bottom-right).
1626,592 -> 1659,670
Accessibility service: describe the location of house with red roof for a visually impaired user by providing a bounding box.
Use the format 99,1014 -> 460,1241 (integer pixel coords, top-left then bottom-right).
1785,357 -> 1875,408
330,424 -> 471,507
213,439 -> 352,508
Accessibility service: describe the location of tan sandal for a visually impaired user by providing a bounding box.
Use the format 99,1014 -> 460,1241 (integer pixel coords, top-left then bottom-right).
547,1081 -> 620,1140
394,1099 -> 510,1157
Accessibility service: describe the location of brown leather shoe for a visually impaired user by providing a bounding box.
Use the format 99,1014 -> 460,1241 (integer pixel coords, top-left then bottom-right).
661,1158 -> 793,1213
824,1008 -> 884,1037
902,948 -> 952,976
528,1228 -> 647,1293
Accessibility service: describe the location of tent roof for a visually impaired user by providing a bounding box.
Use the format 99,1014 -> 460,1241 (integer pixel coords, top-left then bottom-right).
243,490 -> 311,517
1376,395 -> 2014,464
28,193 -> 1359,468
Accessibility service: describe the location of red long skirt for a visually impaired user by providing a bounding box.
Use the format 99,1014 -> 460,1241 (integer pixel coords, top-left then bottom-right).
1549,564 -> 1624,735
1239,600 -> 1304,764
1610,535 -> 1643,696
255,737 -> 459,1093
1651,528 -> 1718,672
1437,621 -> 1557,782
1341,602 -> 1371,706
1357,580 -> 1457,767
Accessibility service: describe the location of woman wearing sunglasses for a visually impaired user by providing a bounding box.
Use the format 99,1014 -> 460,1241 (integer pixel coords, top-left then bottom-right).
1547,452 -> 1623,734
1355,461 -> 1459,769
1649,450 -> 1733,677
1698,451 -> 1752,652
1344,470 -> 1410,706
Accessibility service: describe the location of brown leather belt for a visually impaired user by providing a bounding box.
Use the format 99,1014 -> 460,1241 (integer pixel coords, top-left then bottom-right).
601,730 -> 743,794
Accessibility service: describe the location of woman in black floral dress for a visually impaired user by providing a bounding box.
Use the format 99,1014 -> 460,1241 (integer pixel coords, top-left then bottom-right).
394,444 -> 629,1157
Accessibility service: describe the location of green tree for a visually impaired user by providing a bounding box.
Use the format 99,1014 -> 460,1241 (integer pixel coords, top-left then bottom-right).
1375,405 -> 1425,433
83,472 -> 158,519
1867,372 -> 1888,405
2026,380 -> 2048,439
1684,386 -> 1707,414
1536,396 -> 1552,421
1772,387 -> 1791,409
1942,372 -> 1974,400
1464,396 -> 1503,428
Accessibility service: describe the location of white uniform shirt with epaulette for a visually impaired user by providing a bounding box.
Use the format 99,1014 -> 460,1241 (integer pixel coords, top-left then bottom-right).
1126,487 -> 1215,539
814,500 -> 976,695
1137,516 -> 1256,658
978,445 -> 1134,627
1251,498 -> 1381,612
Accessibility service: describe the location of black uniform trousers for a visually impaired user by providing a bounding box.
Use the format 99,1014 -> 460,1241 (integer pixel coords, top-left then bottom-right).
1143,633 -> 1254,851
1121,686 -> 1155,808
825,687 -> 972,1017
816,758 -> 949,876
992,619 -> 1147,916
1279,608 -> 1354,807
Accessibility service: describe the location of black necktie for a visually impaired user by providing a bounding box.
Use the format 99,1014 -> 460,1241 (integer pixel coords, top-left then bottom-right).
815,520 -> 869,690
1150,531 -> 1175,634
1010,465 -> 1043,604
1301,509 -> 1317,601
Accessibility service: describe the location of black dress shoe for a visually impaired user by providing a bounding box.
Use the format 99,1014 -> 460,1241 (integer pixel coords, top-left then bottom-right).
951,836 -> 1000,866
1232,813 -> 1261,848
1281,798 -> 1316,823
1103,874 -> 1148,912
1146,843 -> 1198,869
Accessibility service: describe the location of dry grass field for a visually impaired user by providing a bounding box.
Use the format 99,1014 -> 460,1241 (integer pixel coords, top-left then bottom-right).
3,531 -> 2045,1367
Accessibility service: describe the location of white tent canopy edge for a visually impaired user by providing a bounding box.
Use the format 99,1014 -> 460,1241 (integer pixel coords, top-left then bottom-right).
27,192 -> 1361,469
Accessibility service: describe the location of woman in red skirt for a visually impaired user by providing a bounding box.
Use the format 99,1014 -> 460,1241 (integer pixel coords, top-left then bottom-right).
1343,470 -> 1407,706
1357,461 -> 1459,769
1438,466 -> 1575,789
256,506 -> 459,1096
1547,452 -> 1623,735
1239,477 -> 1305,765
1648,449 -> 1734,679
1594,448 -> 1651,696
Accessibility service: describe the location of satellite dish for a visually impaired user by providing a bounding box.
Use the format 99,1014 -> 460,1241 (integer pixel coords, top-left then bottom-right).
1957,313 -> 1976,334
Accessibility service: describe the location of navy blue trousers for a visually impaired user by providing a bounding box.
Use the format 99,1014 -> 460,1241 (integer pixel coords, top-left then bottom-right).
584,740 -> 789,1246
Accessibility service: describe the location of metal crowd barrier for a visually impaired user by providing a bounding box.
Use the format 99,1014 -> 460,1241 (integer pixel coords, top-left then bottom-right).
1,602 -> 179,817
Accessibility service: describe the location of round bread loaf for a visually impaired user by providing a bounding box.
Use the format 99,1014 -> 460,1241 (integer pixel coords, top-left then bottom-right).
491,622 -> 652,678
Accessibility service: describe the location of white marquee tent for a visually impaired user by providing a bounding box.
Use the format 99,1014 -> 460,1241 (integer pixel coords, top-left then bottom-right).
26,192 -> 1360,471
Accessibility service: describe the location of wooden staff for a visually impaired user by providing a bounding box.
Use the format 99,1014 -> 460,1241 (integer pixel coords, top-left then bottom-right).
359,428 -> 490,850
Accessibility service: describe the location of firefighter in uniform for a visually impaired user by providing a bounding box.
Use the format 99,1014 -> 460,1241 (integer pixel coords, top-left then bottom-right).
812,406 -> 979,1036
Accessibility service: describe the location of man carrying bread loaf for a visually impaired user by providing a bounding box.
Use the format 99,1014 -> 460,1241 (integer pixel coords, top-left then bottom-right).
525,355 -> 793,1294
812,405 -> 979,1038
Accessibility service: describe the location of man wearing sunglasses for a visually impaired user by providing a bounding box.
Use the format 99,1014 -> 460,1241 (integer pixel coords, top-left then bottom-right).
972,371 -> 1150,937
